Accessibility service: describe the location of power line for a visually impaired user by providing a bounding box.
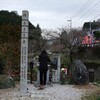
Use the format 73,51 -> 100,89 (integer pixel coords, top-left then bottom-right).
72,0 -> 97,26
73,14 -> 100,28
78,0 -> 100,20
72,0 -> 100,27
72,0 -> 95,18
90,14 -> 100,21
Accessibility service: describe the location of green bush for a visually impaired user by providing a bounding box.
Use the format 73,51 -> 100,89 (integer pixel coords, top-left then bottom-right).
0,75 -> 15,89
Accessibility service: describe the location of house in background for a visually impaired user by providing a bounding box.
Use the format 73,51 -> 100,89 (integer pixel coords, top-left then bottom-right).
82,21 -> 100,46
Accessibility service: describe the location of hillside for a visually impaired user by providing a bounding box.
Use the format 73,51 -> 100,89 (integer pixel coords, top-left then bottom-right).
0,10 -> 35,29
0,10 -> 42,75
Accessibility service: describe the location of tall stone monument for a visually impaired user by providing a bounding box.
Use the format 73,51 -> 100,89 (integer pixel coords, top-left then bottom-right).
52,54 -> 61,83
20,10 -> 29,93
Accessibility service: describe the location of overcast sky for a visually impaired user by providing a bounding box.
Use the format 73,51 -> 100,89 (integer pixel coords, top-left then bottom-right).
0,0 -> 100,29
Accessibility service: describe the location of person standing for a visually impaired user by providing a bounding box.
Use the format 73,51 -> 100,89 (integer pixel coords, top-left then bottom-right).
38,50 -> 50,89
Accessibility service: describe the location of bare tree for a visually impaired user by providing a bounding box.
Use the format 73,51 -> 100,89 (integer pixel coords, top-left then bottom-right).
43,28 -> 83,62
42,29 -> 61,53
60,28 -> 83,63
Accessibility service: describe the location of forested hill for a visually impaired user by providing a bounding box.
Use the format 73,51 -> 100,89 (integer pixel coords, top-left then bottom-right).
0,10 -> 35,29
0,10 -> 42,43
0,10 -> 42,73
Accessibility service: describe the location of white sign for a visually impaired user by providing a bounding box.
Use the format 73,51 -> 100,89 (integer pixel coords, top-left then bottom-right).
21,27 -> 29,33
22,11 -> 29,20
21,33 -> 28,38
22,20 -> 29,26
20,10 -> 29,93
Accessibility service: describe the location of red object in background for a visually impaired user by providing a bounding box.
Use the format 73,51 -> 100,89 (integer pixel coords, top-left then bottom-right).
82,35 -> 93,45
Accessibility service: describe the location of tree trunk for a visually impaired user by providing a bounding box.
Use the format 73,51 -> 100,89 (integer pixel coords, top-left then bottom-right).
70,51 -> 73,64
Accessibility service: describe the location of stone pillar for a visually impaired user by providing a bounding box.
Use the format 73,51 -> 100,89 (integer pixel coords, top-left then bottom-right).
52,54 -> 61,83
37,70 -> 40,84
47,70 -> 50,83
52,69 -> 55,83
20,10 -> 29,93
57,54 -> 61,82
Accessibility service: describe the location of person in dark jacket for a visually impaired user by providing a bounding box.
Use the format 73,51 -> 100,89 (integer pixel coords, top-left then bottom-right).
38,50 -> 50,89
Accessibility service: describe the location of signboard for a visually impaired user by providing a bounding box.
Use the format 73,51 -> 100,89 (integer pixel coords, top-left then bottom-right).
20,10 -> 29,93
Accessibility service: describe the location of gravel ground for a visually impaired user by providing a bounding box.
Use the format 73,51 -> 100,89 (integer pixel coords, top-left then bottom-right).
0,83 -> 98,100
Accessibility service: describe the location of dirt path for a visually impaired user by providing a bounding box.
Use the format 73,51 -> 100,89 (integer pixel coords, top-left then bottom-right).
0,83 -> 99,100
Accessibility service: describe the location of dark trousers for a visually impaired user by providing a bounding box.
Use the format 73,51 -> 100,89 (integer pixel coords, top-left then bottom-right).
40,71 -> 47,85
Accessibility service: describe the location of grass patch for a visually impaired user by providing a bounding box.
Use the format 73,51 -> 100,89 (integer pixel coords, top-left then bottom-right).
95,80 -> 100,85
82,90 -> 100,100
85,59 -> 100,64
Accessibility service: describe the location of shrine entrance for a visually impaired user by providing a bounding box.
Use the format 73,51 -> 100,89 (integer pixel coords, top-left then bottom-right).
20,10 -> 61,93
36,54 -> 61,85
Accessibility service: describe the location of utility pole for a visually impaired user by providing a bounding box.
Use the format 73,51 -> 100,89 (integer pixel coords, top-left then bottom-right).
90,21 -> 93,35
90,21 -> 91,33
67,18 -> 72,31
